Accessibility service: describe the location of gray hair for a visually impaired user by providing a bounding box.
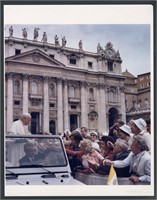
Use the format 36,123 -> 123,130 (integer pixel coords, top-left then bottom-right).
115,139 -> 129,151
133,135 -> 149,151
24,142 -> 35,153
21,113 -> 31,119
79,139 -> 93,153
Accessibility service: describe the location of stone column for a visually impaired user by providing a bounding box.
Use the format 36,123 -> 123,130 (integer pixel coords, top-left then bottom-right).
57,78 -> 63,133
80,81 -> 87,127
98,83 -> 107,133
7,73 -> 13,132
120,87 -> 126,123
79,54 -> 84,69
39,112 -> 42,132
43,77 -> 49,132
63,79 -> 69,130
22,74 -> 29,113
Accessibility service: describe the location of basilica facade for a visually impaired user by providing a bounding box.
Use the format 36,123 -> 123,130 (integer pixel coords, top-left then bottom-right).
5,29 -> 126,134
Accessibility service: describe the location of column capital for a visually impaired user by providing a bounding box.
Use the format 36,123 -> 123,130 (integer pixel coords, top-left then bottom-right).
6,72 -> 14,80
57,78 -> 63,85
119,87 -> 125,93
22,74 -> 29,81
98,83 -> 106,89
63,79 -> 69,86
87,82 -> 98,87
43,76 -> 49,83
80,81 -> 86,88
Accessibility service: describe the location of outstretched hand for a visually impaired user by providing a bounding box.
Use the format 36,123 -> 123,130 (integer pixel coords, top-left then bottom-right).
102,159 -> 113,166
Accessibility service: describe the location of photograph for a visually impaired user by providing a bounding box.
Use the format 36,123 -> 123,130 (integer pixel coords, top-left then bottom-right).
1,1 -> 156,199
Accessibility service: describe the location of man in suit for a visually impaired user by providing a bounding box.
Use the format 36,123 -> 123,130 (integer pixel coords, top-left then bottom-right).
112,139 -> 131,177
19,142 -> 45,166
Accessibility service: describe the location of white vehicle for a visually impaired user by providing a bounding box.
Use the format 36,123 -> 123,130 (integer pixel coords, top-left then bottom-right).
5,134 -> 84,185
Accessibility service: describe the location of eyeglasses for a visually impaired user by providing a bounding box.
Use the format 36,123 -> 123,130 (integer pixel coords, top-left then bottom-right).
90,134 -> 96,137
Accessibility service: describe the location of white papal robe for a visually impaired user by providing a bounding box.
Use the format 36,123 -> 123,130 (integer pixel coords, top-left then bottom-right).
7,120 -> 31,166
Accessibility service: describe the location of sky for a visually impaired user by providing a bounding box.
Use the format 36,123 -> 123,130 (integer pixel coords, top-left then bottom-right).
5,24 -> 150,77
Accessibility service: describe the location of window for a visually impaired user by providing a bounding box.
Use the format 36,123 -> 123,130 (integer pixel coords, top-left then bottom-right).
108,61 -> 113,71
32,82 -> 37,94
139,77 -> 144,81
49,54 -> 54,59
14,100 -> 20,106
14,80 -> 20,94
49,83 -> 55,97
50,103 -> 55,108
71,105 -> 77,109
88,62 -> 93,69
140,84 -> 144,89
49,120 -> 56,135
89,88 -> 94,100
147,82 -> 150,87
15,49 -> 21,55
70,58 -> 76,65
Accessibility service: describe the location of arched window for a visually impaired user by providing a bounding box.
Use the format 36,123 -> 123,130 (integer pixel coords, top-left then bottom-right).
69,86 -> 75,98
49,83 -> 55,97
32,82 -> 37,94
49,120 -> 56,135
89,88 -> 94,100
14,80 -> 20,94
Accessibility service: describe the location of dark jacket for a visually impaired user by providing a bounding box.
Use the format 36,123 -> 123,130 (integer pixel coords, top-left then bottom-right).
113,150 -> 131,177
97,150 -> 131,177
19,153 -> 45,166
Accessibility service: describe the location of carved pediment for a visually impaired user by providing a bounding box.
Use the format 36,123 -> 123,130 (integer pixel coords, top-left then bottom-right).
5,49 -> 65,67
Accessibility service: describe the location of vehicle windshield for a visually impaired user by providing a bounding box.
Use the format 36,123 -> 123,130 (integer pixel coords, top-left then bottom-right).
6,134 -> 67,169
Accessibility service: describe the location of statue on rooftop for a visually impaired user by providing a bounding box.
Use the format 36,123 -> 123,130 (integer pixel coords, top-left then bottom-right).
41,32 -> 47,43
97,43 -> 101,53
54,35 -> 60,46
79,40 -> 83,50
9,26 -> 13,37
62,36 -> 67,47
33,27 -> 40,40
22,28 -> 27,39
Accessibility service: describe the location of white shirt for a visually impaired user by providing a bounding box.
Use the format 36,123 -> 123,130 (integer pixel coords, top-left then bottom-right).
113,151 -> 151,182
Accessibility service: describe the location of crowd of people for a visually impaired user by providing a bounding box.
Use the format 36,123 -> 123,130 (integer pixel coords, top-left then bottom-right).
6,113 -> 151,184
60,118 -> 151,184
